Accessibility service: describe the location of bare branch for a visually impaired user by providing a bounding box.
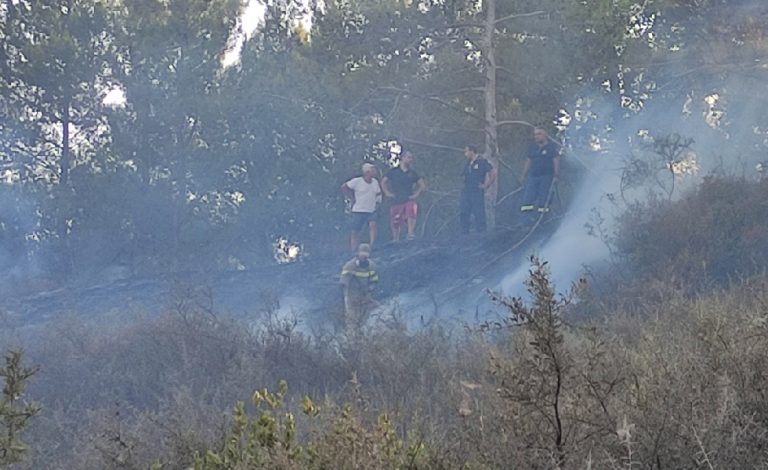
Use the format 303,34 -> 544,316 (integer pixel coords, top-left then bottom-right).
385,93 -> 401,123
497,119 -> 536,129
261,92 -> 359,119
429,87 -> 485,96
495,10 -> 547,24
400,138 -> 463,152
449,22 -> 484,29
497,66 -> 515,77
378,86 -> 487,124
348,89 -> 379,113
407,124 -> 485,134
420,190 -> 459,237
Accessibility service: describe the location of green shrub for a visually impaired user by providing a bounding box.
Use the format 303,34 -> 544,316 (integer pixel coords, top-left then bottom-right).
190,381 -> 434,470
0,351 -> 40,468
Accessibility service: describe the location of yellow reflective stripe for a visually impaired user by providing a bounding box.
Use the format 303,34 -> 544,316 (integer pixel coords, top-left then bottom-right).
341,270 -> 378,278
537,207 -> 550,213
370,274 -> 379,282
520,205 -> 535,212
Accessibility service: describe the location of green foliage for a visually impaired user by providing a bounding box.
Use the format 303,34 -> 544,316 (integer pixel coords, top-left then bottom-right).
2,0 -> 661,278
191,381 -> 432,470
193,382 -> 294,469
0,350 -> 40,468
0,0 -> 765,281
6,1 -> 768,466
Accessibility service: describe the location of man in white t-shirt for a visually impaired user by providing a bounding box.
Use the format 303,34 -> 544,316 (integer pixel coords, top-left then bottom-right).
341,163 -> 382,252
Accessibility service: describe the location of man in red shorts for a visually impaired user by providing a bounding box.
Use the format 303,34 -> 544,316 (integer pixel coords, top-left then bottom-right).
381,151 -> 426,241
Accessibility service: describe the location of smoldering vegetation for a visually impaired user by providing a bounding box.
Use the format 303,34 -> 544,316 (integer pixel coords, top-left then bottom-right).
4,0 -> 768,468
3,175 -> 768,468
7,190 -> 768,468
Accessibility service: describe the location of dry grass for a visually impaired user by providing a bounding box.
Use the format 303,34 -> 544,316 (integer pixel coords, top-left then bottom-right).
5,177 -> 768,468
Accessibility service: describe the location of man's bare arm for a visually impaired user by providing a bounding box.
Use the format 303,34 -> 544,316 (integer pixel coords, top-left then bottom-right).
381,177 -> 395,198
411,178 -> 426,198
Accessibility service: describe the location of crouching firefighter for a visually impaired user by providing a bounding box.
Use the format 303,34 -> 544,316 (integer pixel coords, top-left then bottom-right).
339,243 -> 379,330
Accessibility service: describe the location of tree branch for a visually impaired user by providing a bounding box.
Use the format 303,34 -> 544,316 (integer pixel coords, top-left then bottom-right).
497,119 -> 536,129
496,155 -> 518,176
449,22 -> 483,29
495,10 -> 547,24
399,138 -> 463,153
378,86 -> 487,124
497,66 -> 515,77
261,92 -> 359,119
429,87 -> 485,96
406,120 -> 486,134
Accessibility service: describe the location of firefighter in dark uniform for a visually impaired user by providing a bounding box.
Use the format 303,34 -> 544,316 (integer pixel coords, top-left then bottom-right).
339,243 -> 379,329
519,127 -> 560,226
460,145 -> 496,234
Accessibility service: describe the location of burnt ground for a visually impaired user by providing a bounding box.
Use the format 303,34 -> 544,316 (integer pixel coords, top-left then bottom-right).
0,219 -> 560,332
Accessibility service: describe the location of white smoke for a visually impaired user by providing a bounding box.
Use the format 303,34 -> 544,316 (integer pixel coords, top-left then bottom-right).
497,166 -> 618,297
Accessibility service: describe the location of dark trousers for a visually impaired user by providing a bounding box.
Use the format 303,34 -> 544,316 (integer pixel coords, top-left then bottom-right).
520,175 -> 553,224
460,190 -> 486,233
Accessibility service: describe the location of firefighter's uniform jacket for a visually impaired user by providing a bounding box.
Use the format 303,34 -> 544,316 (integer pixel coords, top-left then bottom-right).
340,258 -> 379,326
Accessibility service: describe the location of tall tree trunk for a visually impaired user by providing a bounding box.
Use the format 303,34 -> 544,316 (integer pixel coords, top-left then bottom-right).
55,97 -> 73,275
61,0 -> 74,188
61,99 -> 70,186
482,0 -> 499,229
57,0 -> 74,276
0,1 -> 14,77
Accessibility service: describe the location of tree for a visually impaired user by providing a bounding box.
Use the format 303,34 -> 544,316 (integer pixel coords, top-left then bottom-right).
103,0 -> 244,271
1,0 -> 118,274
482,258 -> 623,468
3,0 -> 118,186
0,351 -> 40,468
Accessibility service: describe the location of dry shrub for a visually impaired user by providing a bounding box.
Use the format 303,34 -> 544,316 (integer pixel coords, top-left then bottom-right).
443,261 -> 768,469
616,176 -> 768,289
610,279 -> 768,469
6,293 -> 350,468
444,259 -> 626,469
9,256 -> 768,469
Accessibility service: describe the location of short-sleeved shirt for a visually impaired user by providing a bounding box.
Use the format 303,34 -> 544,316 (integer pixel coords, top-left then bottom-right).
345,176 -> 381,213
527,142 -> 560,177
385,167 -> 421,204
463,157 -> 493,193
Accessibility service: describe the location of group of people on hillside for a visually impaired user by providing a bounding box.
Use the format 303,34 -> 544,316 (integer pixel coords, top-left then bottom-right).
340,127 -> 560,252
337,151 -> 427,330
337,127 -> 561,329
340,150 -> 426,252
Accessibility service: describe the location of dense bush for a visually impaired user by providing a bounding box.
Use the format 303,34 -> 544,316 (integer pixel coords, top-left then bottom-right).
6,256 -> 768,469
9,174 -> 768,468
615,177 -> 768,289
